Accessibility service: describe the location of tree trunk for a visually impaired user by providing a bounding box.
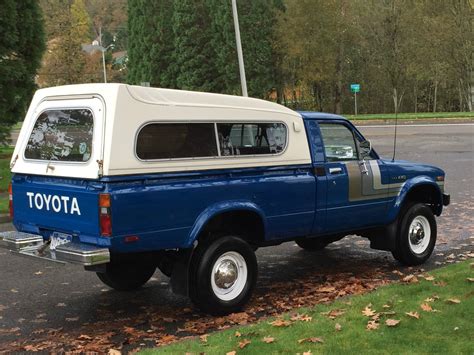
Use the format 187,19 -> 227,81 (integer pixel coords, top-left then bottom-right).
414,82 -> 418,113
470,69 -> 474,112
433,80 -> 438,113
333,43 -> 343,114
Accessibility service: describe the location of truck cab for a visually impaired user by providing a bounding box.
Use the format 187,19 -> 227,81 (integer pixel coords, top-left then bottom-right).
0,84 -> 449,315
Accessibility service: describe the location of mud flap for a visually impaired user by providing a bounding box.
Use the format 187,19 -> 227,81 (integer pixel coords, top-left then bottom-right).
369,219 -> 398,252
170,248 -> 194,296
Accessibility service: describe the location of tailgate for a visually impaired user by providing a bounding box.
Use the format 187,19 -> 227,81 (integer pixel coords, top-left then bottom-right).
12,175 -> 101,238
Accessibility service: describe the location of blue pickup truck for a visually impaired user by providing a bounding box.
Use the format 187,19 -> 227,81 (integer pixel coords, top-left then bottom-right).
0,84 -> 449,314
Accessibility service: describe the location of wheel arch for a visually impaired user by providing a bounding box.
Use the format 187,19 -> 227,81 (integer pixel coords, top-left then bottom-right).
185,201 -> 267,248
394,177 -> 443,218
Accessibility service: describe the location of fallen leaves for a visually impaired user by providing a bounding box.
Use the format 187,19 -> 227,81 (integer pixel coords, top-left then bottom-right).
318,286 -> 336,293
262,336 -> 275,344
405,311 -> 420,319
238,339 -> 251,349
290,313 -> 312,322
269,319 -> 292,327
385,319 -> 400,327
321,309 -> 345,319
446,298 -> 461,304
298,337 -> 324,344
335,323 -> 342,331
199,334 -> 208,343
402,275 -> 419,283
362,305 -> 376,317
420,303 -> 433,312
366,320 -> 379,331
0,327 -> 21,335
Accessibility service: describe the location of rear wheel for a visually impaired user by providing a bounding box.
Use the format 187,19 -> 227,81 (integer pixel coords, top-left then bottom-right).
392,203 -> 437,265
189,236 -> 257,315
97,260 -> 156,291
296,238 -> 328,251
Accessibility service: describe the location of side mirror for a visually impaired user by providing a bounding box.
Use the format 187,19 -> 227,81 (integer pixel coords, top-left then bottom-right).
359,140 -> 372,159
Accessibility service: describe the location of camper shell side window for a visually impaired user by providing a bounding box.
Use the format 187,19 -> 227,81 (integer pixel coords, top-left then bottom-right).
134,121 -> 288,161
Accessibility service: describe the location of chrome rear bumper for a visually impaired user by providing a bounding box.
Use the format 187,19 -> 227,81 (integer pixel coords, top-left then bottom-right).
0,231 -> 110,266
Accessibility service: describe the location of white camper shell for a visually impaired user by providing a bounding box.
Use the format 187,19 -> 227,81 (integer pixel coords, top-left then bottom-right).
11,84 -> 311,179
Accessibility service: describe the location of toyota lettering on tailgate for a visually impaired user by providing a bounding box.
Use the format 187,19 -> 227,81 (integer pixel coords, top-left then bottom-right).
26,192 -> 81,215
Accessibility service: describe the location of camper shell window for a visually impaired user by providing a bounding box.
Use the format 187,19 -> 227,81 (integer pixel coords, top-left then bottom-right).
135,122 -> 288,161
217,123 -> 287,156
136,123 -> 218,160
24,109 -> 94,162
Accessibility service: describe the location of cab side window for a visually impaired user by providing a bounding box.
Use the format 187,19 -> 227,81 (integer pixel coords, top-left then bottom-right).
319,123 -> 358,162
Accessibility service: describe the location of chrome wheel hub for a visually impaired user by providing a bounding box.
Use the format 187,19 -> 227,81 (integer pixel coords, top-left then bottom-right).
408,216 -> 431,254
214,259 -> 238,289
210,251 -> 248,301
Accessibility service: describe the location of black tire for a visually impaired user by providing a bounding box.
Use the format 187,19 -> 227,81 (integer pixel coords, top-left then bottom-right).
189,236 -> 257,315
97,260 -> 156,291
391,203 -> 437,266
296,238 -> 328,251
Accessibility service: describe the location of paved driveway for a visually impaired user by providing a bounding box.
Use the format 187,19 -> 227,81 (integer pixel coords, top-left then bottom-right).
0,123 -> 473,352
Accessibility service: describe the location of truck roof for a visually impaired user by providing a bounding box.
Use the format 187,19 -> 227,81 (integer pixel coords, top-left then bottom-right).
298,111 -> 348,121
35,83 -> 301,117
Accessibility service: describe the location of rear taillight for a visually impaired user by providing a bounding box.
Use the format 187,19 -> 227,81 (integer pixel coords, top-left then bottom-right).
99,193 -> 112,237
8,183 -> 13,218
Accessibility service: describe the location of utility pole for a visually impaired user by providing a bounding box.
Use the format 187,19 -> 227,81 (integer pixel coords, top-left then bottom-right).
231,0 -> 248,97
99,26 -> 107,83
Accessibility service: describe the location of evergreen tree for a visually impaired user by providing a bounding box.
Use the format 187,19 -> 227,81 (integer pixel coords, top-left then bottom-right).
238,0 -> 283,98
207,0 -> 239,94
172,0 -> 217,92
127,0 -> 175,87
0,0 -> 45,145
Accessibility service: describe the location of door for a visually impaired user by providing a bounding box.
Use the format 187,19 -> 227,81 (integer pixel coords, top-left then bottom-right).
318,121 -> 389,233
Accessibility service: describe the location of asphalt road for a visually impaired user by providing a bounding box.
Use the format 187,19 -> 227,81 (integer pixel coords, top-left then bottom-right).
0,123 -> 473,351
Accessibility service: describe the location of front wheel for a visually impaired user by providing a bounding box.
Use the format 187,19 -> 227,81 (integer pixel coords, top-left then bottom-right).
392,203 -> 437,266
189,236 -> 257,315
97,260 -> 156,291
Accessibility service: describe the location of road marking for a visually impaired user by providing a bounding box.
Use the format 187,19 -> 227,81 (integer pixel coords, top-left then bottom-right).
358,123 -> 474,128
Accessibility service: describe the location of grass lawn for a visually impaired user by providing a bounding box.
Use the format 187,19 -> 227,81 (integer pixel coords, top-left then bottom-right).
346,111 -> 474,121
0,146 -> 14,214
148,260 -> 474,354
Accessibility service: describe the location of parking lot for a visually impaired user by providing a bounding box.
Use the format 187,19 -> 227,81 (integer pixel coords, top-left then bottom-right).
0,122 -> 473,352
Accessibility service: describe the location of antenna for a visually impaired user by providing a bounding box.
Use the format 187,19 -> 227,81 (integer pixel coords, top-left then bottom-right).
391,103 -> 398,162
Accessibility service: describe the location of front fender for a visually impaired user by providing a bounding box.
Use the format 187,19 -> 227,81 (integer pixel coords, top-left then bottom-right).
388,176 -> 443,221
184,200 -> 267,248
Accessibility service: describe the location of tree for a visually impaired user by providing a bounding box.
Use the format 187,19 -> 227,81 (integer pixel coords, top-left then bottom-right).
127,0 -> 175,87
0,0 -> 45,145
172,0 -> 217,92
38,0 -> 93,86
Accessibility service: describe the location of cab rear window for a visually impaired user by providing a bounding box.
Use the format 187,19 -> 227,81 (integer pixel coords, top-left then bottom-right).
24,109 -> 93,162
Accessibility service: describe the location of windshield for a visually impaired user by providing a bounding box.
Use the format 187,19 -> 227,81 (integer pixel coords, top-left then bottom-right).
24,109 -> 94,162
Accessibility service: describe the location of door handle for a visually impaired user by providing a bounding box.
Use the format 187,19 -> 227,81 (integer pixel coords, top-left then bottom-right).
329,167 -> 343,174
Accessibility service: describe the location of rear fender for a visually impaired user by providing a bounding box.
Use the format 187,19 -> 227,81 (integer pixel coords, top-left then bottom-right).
184,201 -> 267,248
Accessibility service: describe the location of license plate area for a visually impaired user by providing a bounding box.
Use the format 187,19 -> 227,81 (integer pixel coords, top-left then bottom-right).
50,232 -> 73,250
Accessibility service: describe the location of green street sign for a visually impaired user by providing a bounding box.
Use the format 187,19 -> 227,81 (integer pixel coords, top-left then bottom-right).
350,84 -> 360,93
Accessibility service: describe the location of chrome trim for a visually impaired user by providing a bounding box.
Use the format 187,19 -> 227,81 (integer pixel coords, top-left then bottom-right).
0,231 -> 110,266
0,231 -> 43,251
329,167 -> 343,174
